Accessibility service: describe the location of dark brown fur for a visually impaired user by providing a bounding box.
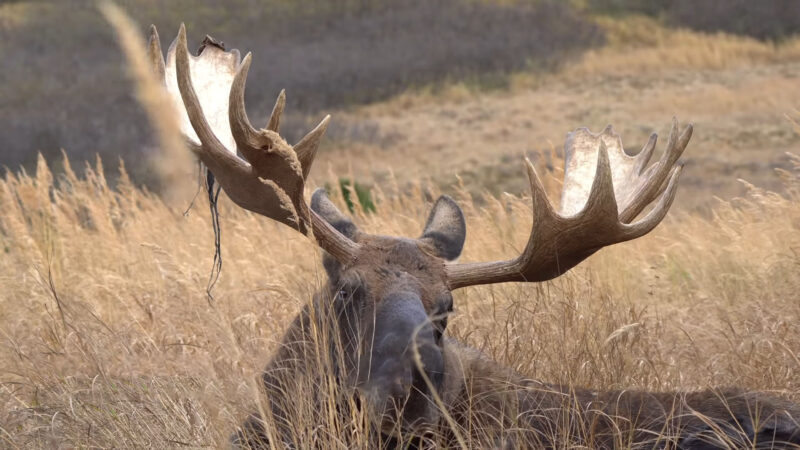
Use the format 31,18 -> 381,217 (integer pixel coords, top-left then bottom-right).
233,199 -> 800,449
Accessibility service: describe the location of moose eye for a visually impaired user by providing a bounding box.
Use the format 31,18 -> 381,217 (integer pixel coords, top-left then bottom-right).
432,308 -> 451,342
431,295 -> 453,343
334,280 -> 364,306
433,315 -> 448,343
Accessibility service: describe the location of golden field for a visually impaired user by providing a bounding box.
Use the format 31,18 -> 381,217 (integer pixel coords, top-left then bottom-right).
324,16 -> 800,212
1,11 -> 800,449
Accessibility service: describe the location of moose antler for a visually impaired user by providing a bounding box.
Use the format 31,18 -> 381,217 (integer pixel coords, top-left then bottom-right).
148,24 -> 360,263
446,121 -> 691,289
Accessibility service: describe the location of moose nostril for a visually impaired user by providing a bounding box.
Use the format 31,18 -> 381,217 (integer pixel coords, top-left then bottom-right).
390,376 -> 409,399
372,366 -> 412,401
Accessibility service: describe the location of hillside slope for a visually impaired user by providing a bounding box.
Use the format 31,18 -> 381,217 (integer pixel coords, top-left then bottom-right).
317,22 -> 800,211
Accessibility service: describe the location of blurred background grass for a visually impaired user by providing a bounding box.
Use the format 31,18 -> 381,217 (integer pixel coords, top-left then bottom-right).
3,0 -> 800,198
0,0 -> 599,187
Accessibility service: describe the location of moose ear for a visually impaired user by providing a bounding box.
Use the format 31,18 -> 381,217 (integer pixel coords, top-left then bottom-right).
420,196 -> 466,261
311,188 -> 359,239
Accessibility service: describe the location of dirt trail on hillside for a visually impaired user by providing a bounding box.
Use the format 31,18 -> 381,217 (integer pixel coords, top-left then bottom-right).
315,62 -> 800,212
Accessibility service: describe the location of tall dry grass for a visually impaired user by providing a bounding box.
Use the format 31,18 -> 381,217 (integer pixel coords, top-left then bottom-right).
99,2 -> 194,206
559,15 -> 800,78
0,148 -> 798,447
2,6 -> 800,449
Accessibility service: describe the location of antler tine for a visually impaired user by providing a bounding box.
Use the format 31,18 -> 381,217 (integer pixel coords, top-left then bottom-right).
147,25 -> 165,82
446,120 -> 690,290
623,164 -> 683,237
581,141 -> 620,222
229,52 -> 279,172
633,133 -> 657,176
260,86 -> 328,179
445,159 -> 561,289
174,24 -> 230,158
159,24 -> 361,263
173,24 -> 250,180
525,157 -> 556,219
620,120 -> 692,223
295,115 -> 331,179
514,159 -> 560,275
267,89 -> 286,132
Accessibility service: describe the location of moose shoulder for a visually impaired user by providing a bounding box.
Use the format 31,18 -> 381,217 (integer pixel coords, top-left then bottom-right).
149,25 -> 800,449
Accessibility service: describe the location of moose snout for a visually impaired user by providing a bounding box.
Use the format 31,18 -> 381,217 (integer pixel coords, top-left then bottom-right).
360,358 -> 413,403
356,292 -> 444,423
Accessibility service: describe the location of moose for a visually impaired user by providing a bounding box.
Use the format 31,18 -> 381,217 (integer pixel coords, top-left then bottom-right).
147,25 -> 800,449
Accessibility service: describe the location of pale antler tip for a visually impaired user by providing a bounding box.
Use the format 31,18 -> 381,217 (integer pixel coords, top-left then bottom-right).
147,24 -> 166,78
668,117 -> 679,136
584,140 -> 619,215
266,88 -> 287,132
237,52 -> 253,76
176,24 -> 189,56
229,50 -> 262,154
175,28 -> 194,89
627,163 -> 683,235
523,155 -> 533,165
294,114 -> 332,175
635,132 -> 659,175
643,132 -> 658,152
523,157 -> 554,215
668,123 -> 693,163
523,156 -> 536,177
523,157 -> 540,190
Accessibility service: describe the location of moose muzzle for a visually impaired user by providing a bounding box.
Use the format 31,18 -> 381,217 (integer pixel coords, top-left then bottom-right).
357,291 -> 444,430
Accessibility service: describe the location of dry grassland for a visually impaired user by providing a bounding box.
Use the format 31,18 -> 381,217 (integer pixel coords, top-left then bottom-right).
323,17 -> 800,212
1,13 -> 800,449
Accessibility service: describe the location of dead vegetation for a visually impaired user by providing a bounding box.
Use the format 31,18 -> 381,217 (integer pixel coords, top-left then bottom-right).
1,146 -> 799,448
1,3 -> 800,449
323,16 -> 800,211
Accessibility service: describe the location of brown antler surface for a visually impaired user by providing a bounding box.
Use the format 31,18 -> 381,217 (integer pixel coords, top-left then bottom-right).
148,24 -> 360,263
446,121 -> 691,290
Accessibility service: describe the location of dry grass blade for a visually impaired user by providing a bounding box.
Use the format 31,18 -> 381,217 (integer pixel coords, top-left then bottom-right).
0,147 -> 797,447
99,1 -> 192,203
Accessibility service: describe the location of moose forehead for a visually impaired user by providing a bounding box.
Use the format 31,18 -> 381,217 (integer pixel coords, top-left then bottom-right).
346,234 -> 449,303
